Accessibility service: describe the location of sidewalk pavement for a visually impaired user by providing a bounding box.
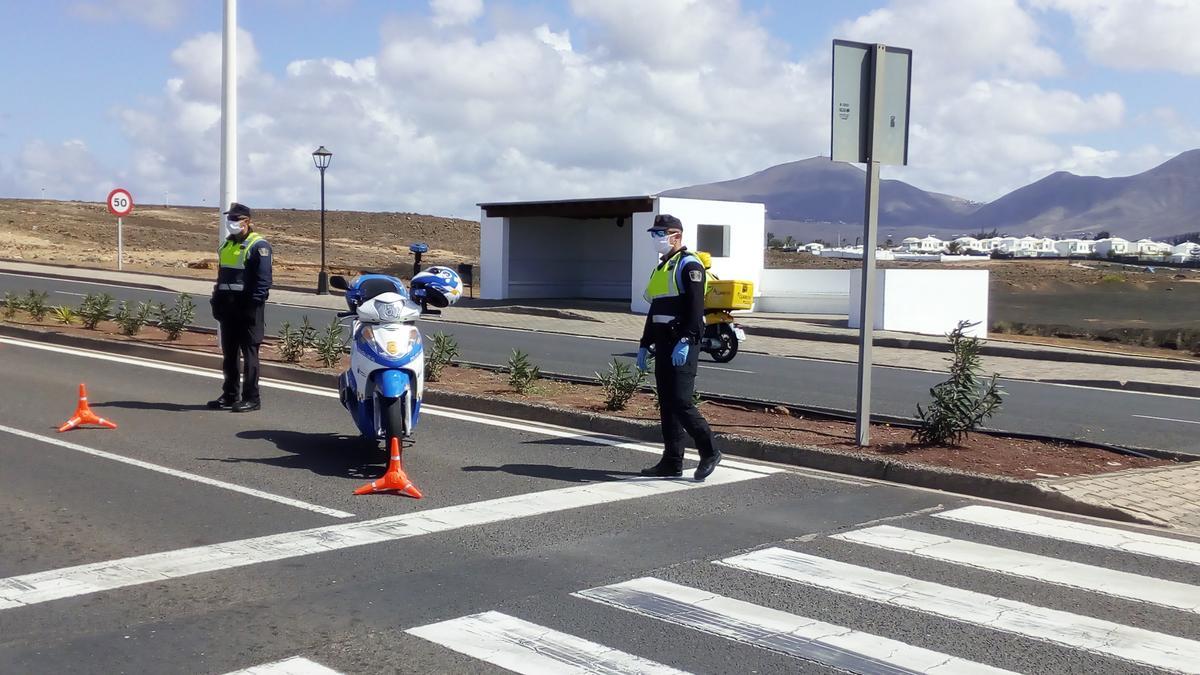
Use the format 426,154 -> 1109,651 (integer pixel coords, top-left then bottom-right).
3,260 -> 1196,533
3,260 -> 1198,397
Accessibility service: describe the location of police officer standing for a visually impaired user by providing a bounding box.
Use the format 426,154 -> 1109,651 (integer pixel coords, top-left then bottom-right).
207,202 -> 272,412
636,214 -> 721,480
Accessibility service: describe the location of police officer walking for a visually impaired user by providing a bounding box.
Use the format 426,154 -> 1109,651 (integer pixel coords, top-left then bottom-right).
636,214 -> 721,480
207,202 -> 272,412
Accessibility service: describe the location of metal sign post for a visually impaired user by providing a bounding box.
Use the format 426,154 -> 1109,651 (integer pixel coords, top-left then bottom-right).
831,40 -> 912,446
106,188 -> 134,271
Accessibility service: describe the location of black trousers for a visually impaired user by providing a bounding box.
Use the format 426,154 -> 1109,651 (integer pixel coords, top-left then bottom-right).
218,303 -> 265,401
653,340 -> 716,468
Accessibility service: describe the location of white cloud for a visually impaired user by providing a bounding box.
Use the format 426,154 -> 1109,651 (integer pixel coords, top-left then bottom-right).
1032,0 -> 1200,74
68,0 -> 192,30
430,0 -> 484,28
17,0 -> 1179,215
7,140 -> 116,201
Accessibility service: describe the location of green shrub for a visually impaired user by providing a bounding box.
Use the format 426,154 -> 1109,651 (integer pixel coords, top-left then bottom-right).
51,306 -> 77,325
113,301 -> 152,336
154,293 -> 196,341
276,321 -> 306,363
1,291 -> 22,320
1099,273 -> 1126,283
77,293 -> 114,329
914,320 -> 1004,446
298,315 -> 319,349
506,349 -> 541,394
24,290 -> 49,322
315,318 -> 346,368
596,358 -> 646,411
425,332 -> 460,382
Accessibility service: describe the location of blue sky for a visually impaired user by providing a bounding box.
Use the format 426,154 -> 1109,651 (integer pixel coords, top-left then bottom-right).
2,0 -> 1198,216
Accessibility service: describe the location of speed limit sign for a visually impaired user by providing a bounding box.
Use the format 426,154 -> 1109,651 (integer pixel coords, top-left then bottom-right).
107,188 -> 133,216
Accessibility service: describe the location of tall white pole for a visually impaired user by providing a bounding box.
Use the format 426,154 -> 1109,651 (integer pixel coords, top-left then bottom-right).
219,0 -> 238,241
855,44 -> 887,447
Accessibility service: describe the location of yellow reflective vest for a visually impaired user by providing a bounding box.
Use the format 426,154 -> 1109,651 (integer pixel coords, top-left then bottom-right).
644,249 -> 708,303
215,232 -> 264,292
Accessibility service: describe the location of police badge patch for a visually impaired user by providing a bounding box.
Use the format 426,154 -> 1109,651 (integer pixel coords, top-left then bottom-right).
689,269 -> 703,282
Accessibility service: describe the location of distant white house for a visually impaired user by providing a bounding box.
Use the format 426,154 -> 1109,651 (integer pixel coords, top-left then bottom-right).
1054,238 -> 1096,257
1134,239 -> 1173,257
919,235 -> 945,252
951,236 -> 981,252
1093,237 -> 1131,257
1170,241 -> 1200,263
800,242 -> 824,254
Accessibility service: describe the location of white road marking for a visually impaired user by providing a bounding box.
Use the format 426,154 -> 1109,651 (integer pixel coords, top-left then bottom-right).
223,656 -> 341,674
935,505 -> 1200,565
575,577 -> 1013,674
0,336 -> 783,477
0,423 -> 353,519
0,271 -> 181,295
1132,414 -> 1200,425
698,365 -> 754,374
834,525 -> 1200,613
719,547 -> 1200,673
407,611 -> 687,675
0,466 -> 765,611
53,291 -> 87,297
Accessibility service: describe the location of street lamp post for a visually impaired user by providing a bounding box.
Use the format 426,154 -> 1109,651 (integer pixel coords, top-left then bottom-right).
312,145 -> 332,294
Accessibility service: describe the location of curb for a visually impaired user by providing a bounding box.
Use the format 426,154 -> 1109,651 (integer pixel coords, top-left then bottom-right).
0,323 -> 1173,528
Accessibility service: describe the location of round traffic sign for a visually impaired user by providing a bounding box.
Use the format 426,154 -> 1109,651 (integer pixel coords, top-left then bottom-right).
107,188 -> 134,216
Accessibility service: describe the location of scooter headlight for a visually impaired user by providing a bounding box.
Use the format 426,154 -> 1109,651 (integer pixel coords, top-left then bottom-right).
371,326 -> 420,358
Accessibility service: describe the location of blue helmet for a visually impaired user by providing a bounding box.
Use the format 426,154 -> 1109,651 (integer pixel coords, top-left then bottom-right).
410,266 -> 463,308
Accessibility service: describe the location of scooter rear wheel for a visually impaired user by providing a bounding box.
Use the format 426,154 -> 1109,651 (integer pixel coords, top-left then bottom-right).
708,324 -> 739,363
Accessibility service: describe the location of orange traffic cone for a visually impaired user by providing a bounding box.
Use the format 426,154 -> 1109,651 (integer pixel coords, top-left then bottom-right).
58,383 -> 118,432
354,437 -> 423,498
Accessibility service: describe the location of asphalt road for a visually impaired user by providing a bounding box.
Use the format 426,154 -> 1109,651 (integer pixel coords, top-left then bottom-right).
2,338 -> 1199,674
3,270 -> 1199,456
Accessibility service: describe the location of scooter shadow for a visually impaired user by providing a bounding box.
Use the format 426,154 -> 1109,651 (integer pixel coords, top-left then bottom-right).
204,429 -> 386,480
462,464 -> 641,483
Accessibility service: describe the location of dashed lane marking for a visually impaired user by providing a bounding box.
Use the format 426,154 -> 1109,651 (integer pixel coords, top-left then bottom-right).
1132,413 -> 1200,425
222,656 -> 341,674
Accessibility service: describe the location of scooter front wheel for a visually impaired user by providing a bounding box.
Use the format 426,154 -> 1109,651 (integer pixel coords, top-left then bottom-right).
379,395 -> 406,446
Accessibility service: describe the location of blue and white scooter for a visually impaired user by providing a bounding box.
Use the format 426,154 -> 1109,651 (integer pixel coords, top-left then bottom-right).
329,267 -> 462,497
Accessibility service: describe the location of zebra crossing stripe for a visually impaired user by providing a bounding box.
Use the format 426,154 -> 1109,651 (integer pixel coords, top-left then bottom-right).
833,525 -> 1200,613
574,577 -> 1014,674
935,505 -> 1200,565
406,611 -> 688,675
719,547 -> 1200,674
0,468 -> 765,611
222,656 -> 341,674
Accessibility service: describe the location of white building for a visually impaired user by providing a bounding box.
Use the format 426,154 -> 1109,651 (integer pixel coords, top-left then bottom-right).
1170,242 -> 1200,263
1054,238 -> 1096,257
1134,239 -> 1172,258
479,195 -> 765,314
1093,237 -> 1131,257
801,242 -> 824,254
952,236 -> 981,252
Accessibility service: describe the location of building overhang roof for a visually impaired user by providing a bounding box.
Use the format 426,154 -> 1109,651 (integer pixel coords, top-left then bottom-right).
477,195 -> 657,219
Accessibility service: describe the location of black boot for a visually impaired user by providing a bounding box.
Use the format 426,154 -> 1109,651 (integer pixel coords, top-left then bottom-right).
207,394 -> 238,410
694,451 -> 723,481
232,399 -> 261,413
639,461 -> 683,478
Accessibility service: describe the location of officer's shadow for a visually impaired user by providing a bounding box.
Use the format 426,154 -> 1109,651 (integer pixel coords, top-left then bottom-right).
196,429 -> 384,480
462,464 -> 641,483
94,399 -> 212,412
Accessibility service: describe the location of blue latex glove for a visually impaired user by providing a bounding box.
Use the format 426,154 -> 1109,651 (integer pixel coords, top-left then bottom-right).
671,340 -> 689,366
636,347 -> 649,372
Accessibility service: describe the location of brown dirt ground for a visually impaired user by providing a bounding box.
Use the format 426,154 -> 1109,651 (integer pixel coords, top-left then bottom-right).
1,311 -> 1172,480
0,198 -> 479,287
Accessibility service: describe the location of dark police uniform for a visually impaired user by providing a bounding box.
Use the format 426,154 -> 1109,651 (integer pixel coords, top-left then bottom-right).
210,206 -> 272,410
639,242 -> 719,475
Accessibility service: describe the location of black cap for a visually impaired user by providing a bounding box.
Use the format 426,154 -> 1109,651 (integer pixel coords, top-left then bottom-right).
223,202 -> 252,220
648,213 -> 683,232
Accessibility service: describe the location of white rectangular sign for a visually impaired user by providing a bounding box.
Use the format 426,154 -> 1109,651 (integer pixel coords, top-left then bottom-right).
831,40 -> 912,166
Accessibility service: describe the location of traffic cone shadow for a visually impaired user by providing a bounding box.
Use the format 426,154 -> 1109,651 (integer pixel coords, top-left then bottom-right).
58,383 -> 118,432
353,437 -> 423,499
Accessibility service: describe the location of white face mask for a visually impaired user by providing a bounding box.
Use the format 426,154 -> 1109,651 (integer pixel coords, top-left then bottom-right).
224,220 -> 245,238
653,236 -> 675,255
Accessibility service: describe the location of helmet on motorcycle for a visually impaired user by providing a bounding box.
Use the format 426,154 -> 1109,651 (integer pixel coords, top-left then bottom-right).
410,266 -> 463,308
696,251 -> 713,269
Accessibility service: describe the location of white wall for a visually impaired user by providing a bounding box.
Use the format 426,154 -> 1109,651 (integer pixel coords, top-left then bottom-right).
757,269 -> 852,314
631,197 -> 765,313
480,213 -> 509,300
507,216 -> 632,298
849,269 -> 989,338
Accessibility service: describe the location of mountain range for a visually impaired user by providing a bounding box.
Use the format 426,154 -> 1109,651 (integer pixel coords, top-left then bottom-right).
661,150 -> 1200,243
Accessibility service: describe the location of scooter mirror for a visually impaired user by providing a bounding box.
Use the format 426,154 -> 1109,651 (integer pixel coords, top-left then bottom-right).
329,275 -> 349,290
